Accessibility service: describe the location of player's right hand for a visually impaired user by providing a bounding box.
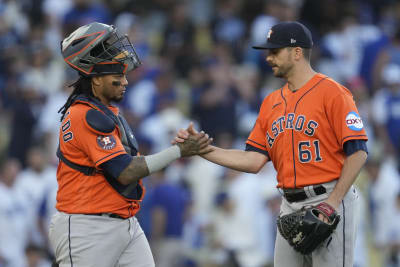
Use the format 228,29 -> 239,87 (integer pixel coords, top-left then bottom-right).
172,122 -> 200,144
175,123 -> 213,156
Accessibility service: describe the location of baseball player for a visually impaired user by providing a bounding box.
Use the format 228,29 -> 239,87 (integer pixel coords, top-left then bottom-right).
49,22 -> 212,267
175,21 -> 368,267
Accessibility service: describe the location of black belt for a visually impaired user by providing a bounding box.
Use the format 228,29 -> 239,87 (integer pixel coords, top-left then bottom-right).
283,185 -> 326,203
86,213 -> 126,220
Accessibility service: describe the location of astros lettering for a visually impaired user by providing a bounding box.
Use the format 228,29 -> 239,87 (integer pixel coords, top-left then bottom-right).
266,113 -> 318,148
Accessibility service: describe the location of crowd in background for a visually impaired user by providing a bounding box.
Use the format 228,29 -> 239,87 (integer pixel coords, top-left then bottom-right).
0,0 -> 400,266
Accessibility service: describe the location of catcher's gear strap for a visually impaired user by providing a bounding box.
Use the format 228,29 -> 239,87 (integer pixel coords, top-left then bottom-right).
75,94 -> 139,153
85,109 -> 115,134
56,146 -> 98,176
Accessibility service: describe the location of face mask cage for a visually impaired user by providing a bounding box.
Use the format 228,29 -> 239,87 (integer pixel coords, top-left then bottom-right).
89,29 -> 141,72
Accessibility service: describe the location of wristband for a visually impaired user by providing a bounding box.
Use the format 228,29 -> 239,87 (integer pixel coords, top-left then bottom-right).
144,145 -> 181,174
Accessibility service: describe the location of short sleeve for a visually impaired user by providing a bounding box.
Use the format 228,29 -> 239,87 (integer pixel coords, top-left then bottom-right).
81,130 -> 126,167
246,117 -> 268,152
325,87 -> 368,146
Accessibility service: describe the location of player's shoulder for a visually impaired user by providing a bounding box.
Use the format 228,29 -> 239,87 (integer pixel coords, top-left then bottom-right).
67,102 -> 93,119
257,88 -> 283,113
68,103 -> 115,134
320,74 -> 353,97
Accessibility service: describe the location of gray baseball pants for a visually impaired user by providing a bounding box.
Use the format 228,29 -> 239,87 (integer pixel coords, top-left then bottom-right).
274,181 -> 359,267
49,211 -> 155,267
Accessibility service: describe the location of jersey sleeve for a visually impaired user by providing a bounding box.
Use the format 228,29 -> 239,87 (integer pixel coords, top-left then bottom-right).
246,117 -> 268,151
246,99 -> 269,155
72,109 -> 127,167
325,86 -> 368,147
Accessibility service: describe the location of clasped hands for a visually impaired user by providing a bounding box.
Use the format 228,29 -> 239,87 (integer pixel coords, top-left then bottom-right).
173,122 -> 213,157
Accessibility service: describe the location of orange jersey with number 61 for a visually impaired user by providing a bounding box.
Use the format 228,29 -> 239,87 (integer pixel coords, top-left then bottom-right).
246,73 -> 368,188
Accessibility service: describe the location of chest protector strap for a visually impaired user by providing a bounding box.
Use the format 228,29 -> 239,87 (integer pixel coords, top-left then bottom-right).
57,94 -> 143,201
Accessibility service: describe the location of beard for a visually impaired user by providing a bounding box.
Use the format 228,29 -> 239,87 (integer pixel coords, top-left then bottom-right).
273,63 -> 292,78
110,95 -> 123,103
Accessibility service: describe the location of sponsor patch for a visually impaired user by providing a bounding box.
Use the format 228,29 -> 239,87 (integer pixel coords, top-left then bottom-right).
345,112 -> 363,131
97,135 -> 116,150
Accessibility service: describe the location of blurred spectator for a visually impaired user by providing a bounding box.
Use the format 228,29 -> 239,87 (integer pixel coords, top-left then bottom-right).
126,66 -> 177,123
191,60 -> 238,142
387,193 -> 400,267
25,244 -> 51,267
159,2 -> 196,78
62,0 -> 111,36
258,164 -> 281,267
359,31 -> 389,93
139,108 -> 190,153
347,76 -> 376,151
37,69 -> 75,163
183,154 -> 224,223
148,170 -> 190,267
211,0 -> 245,61
6,81 -> 44,167
22,28 -> 65,96
317,13 -> 381,84
367,154 -> 400,266
372,5 -> 400,92
15,147 -> 57,248
218,168 -> 272,267
371,63 -> 400,157
0,158 -> 30,267
231,64 -> 262,138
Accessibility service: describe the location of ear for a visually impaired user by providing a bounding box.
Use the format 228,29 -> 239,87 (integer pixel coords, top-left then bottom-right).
92,76 -> 101,86
294,47 -> 303,61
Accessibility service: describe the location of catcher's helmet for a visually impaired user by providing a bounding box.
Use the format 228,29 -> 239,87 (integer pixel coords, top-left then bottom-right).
61,22 -> 141,76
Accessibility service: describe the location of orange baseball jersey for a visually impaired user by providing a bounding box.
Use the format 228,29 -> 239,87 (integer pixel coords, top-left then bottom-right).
246,73 -> 368,188
56,101 -> 143,218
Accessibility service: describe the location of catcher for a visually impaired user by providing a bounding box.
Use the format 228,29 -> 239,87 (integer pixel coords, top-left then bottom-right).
49,22 -> 213,267
175,21 -> 368,267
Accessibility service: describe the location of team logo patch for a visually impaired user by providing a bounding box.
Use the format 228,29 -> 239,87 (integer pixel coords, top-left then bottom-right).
97,135 -> 116,150
345,112 -> 363,131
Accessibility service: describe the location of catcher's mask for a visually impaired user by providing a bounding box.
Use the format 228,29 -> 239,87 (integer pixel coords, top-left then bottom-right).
61,22 -> 141,76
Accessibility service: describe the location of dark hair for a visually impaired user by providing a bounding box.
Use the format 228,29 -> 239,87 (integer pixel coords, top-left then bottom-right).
58,75 -> 93,121
302,48 -> 312,61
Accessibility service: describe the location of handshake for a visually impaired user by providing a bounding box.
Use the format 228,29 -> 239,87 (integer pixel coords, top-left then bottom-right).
172,122 -> 214,157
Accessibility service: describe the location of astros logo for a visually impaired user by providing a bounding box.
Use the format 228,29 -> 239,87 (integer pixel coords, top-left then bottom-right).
345,112 -> 363,131
97,135 -> 116,150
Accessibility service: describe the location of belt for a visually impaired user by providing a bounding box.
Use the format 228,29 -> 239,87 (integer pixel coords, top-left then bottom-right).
283,185 -> 326,203
86,213 -> 126,220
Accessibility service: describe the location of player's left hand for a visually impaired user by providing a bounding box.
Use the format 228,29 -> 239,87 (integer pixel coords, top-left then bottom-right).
177,130 -> 213,156
277,201 -> 340,255
318,199 -> 339,223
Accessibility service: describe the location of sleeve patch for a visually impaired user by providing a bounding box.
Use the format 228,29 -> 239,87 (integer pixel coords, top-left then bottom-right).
97,135 -> 117,150
345,112 -> 364,131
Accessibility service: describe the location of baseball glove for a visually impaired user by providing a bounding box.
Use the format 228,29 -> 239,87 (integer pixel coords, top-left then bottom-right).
277,202 -> 340,255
